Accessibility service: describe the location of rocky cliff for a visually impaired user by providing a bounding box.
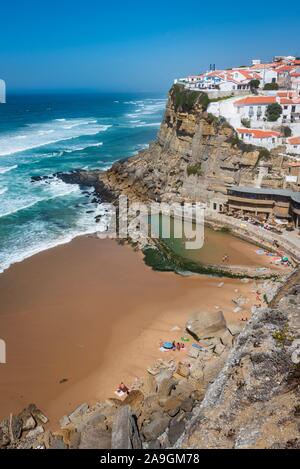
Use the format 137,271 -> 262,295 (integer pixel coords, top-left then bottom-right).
100,84 -> 291,205
179,284 -> 300,449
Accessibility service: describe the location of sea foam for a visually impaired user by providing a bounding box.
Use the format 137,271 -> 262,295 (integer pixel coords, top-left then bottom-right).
0,119 -> 111,157
0,165 -> 18,174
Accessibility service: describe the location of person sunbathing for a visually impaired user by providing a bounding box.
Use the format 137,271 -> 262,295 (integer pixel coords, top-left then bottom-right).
118,382 -> 130,395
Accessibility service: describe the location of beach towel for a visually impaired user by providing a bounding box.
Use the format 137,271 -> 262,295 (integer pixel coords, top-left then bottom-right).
163,342 -> 174,350
181,337 -> 190,342
192,343 -> 204,350
115,390 -> 126,398
160,347 -> 170,353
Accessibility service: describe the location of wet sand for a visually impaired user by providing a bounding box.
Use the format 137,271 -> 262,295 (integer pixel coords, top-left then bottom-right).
0,236 -> 272,425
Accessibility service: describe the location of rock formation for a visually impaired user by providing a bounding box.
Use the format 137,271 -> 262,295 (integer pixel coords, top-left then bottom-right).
99,84 -> 293,206
180,286 -> 300,449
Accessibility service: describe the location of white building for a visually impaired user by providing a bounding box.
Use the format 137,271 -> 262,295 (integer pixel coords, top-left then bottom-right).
287,136 -> 300,155
250,63 -> 278,86
234,94 -> 300,124
291,69 -> 300,95
234,96 -> 277,122
280,96 -> 300,124
190,69 -> 262,92
237,128 -> 282,150
218,79 -> 249,91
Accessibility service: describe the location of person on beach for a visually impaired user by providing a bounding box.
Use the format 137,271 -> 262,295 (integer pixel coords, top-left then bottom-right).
118,382 -> 130,395
256,291 -> 261,303
177,342 -> 181,351
222,255 -> 229,263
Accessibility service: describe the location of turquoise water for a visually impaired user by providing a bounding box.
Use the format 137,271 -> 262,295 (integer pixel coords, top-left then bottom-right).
0,93 -> 166,272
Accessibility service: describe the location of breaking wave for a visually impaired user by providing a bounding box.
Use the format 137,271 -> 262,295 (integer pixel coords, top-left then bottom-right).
0,119 -> 111,157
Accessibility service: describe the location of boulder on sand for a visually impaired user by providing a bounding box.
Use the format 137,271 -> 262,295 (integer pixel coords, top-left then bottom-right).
142,416 -> 170,442
186,310 -> 227,341
79,426 -> 111,450
111,405 -> 142,450
121,390 -> 144,418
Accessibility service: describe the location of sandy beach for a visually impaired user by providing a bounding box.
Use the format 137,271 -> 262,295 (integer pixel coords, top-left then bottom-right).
0,234 -> 276,426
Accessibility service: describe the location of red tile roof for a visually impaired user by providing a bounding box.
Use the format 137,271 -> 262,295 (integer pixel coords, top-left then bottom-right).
250,63 -> 278,70
280,98 -> 300,105
275,65 -> 295,72
234,96 -> 276,106
288,137 -> 300,145
277,91 -> 295,97
232,69 -> 261,80
237,128 -> 281,138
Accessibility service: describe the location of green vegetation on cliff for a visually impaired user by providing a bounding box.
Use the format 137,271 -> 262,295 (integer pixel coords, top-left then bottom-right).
226,132 -> 271,163
187,163 -> 202,177
171,84 -> 209,112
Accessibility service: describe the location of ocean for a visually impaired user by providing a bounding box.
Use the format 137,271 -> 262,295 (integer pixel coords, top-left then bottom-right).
0,92 -> 166,273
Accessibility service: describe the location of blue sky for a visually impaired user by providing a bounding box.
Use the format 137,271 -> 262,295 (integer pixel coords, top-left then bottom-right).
0,0 -> 299,93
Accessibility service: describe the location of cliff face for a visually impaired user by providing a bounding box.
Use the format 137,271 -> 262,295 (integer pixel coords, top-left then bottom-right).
179,285 -> 300,449
101,85 -> 288,205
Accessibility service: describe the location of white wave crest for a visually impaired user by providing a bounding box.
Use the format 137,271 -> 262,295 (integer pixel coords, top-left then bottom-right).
130,122 -> 161,128
63,142 -> 103,153
0,179 -> 80,219
0,203 -> 113,273
0,165 -> 18,174
0,119 -> 111,157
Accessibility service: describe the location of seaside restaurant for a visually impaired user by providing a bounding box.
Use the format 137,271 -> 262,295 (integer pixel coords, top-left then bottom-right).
226,186 -> 300,226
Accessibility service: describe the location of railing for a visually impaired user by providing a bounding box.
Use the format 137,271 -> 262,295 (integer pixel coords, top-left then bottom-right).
204,209 -> 300,262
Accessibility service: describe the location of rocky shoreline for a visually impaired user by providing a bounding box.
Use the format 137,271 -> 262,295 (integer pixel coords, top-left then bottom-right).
0,305 -> 265,449
180,283 -> 300,449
